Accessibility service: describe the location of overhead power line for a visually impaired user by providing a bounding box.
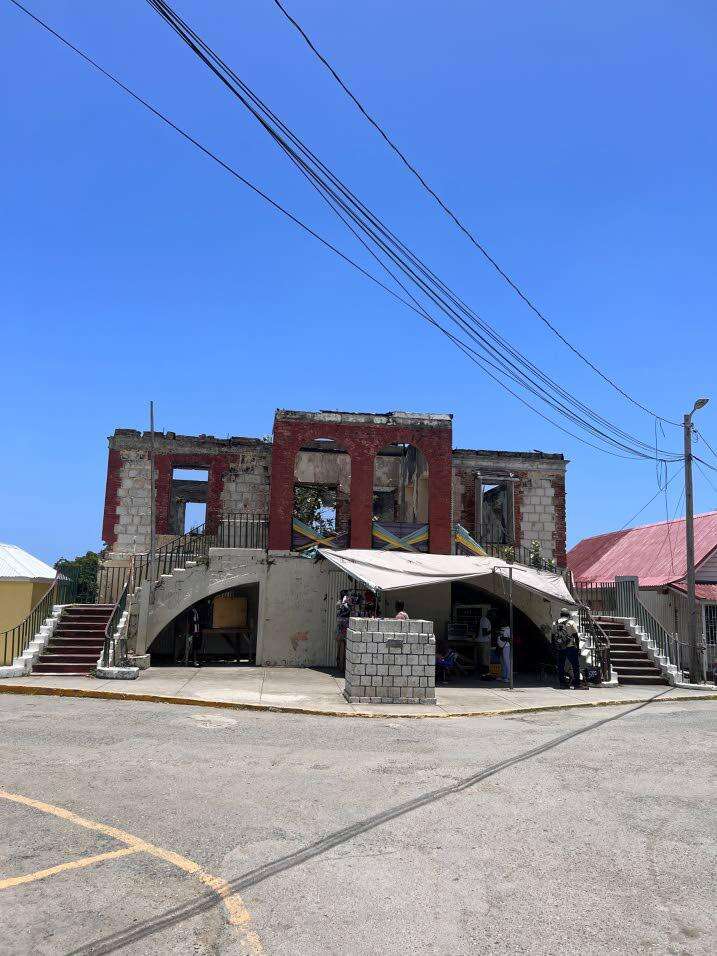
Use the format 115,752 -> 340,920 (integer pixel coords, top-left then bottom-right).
143,0 -> 684,464
6,0 -> 661,462
269,0 -> 681,428
617,467 -> 681,531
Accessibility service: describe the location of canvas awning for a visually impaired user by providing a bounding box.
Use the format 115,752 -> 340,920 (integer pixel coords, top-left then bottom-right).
317,549 -> 575,606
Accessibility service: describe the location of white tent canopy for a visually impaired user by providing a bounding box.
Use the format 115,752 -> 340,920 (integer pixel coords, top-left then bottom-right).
317,549 -> 575,606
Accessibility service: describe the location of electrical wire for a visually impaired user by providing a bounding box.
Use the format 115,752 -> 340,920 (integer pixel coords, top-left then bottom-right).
6,0 -> 691,466
269,0 -> 681,427
695,458 -> 717,497
616,468 -> 681,531
642,482 -> 685,580
5,0 -> 652,462
694,428 -> 717,462
144,0 -> 684,464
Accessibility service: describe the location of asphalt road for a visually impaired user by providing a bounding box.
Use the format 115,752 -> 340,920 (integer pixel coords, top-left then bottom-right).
0,693 -> 714,955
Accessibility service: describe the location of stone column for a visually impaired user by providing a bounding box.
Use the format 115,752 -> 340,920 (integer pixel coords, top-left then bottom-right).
344,617 -> 436,704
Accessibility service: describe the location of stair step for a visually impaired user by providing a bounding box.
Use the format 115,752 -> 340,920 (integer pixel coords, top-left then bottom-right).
33,663 -> 94,675
618,674 -> 669,685
39,653 -> 99,663
613,664 -> 663,675
610,651 -> 652,667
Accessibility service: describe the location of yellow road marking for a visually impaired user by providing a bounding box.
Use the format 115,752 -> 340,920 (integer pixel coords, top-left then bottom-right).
0,846 -> 141,890
0,790 -> 264,953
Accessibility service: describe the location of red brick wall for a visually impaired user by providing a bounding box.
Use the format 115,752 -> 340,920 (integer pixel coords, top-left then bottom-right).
551,475 -> 567,567
101,449 -> 123,548
268,419 -> 454,553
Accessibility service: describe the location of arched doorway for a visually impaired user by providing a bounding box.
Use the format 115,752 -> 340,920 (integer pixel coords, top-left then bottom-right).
292,438 -> 351,551
373,443 -> 429,551
147,582 -> 260,666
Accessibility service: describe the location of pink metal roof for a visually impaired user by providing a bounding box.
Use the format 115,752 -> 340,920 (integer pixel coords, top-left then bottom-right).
670,580 -> 717,602
567,511 -> 717,587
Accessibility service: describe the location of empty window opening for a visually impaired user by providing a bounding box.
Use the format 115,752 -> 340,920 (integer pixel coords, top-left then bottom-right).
477,477 -> 515,545
292,439 -> 351,549
183,501 -> 207,532
170,467 -> 209,536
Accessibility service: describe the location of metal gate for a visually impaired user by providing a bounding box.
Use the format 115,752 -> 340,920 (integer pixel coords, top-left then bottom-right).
321,568 -> 354,667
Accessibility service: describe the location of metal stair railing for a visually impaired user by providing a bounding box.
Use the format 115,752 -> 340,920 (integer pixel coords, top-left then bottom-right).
101,583 -> 129,668
0,575 -> 78,667
133,521 -> 217,590
577,603 -> 612,682
614,576 -> 679,670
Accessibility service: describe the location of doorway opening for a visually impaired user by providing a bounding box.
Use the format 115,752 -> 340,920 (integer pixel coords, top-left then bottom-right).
148,582 -> 260,666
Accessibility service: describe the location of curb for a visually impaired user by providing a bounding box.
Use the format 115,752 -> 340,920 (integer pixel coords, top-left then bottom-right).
0,683 -> 715,720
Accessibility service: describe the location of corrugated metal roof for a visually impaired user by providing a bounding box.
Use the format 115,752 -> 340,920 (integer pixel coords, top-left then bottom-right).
0,543 -> 57,581
567,511 -> 717,587
669,580 -> 717,602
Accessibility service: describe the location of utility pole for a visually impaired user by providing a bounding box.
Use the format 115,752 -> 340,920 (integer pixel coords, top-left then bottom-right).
508,563 -> 514,691
684,397 -> 709,683
137,401 -> 157,653
149,400 -> 157,588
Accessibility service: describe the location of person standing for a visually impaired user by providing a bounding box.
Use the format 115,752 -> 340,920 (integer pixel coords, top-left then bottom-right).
551,608 -> 585,689
497,622 -> 511,683
476,609 -> 492,674
188,604 -> 203,668
335,590 -> 351,671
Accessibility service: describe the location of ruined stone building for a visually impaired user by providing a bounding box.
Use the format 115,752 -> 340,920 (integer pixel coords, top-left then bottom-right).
98,409 -> 568,671
103,409 -> 567,564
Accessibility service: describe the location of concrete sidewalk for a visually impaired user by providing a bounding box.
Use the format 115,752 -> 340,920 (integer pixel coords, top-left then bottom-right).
0,666 -> 714,716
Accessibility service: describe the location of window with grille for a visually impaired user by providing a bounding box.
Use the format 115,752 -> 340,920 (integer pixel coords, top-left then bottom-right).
705,604 -> 717,644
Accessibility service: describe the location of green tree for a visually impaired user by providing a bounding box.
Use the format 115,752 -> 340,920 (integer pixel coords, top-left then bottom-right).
294,486 -> 336,535
54,551 -> 100,602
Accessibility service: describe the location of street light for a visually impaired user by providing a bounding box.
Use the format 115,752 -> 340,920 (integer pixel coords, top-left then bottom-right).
684,397 -> 709,683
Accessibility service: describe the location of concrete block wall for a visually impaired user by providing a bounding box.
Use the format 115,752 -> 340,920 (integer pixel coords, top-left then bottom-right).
344,617 -> 436,705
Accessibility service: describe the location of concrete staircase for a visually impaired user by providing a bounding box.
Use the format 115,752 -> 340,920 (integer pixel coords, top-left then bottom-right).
595,616 -> 668,685
33,605 -> 114,675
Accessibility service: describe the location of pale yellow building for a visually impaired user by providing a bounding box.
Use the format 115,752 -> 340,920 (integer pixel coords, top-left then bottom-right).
0,543 -> 56,663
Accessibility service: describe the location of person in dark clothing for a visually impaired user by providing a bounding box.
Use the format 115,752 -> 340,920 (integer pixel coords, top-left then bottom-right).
551,608 -> 586,689
186,605 -> 203,667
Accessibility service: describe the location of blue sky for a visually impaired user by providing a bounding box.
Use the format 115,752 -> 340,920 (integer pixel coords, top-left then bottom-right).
1,0 -> 715,564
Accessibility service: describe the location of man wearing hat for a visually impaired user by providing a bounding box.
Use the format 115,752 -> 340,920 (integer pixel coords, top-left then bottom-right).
551,608 -> 585,689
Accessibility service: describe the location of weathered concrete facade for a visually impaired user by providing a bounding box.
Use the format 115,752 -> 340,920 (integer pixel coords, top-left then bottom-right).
103,411 -> 567,565
452,449 -> 567,567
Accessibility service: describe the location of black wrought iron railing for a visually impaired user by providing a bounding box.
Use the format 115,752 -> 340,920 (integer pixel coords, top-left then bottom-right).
0,575 -> 78,667
217,513 -> 269,549
101,583 -> 129,668
577,603 -> 612,682
474,540 -> 566,574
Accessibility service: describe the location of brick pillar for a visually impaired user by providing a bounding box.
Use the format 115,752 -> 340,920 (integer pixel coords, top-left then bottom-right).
206,458 -> 226,533
154,455 -> 173,535
513,473 -> 527,551
268,434 -> 297,550
102,449 -> 123,548
349,451 -> 374,549
551,475 -> 567,566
